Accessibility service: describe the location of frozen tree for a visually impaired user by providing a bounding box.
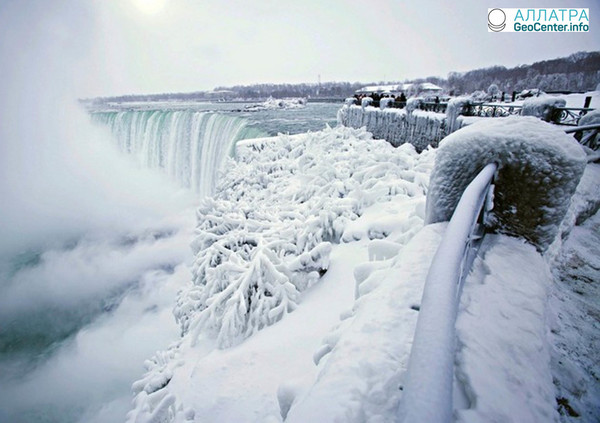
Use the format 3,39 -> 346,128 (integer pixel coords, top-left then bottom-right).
487,83 -> 499,99
174,126 -> 434,348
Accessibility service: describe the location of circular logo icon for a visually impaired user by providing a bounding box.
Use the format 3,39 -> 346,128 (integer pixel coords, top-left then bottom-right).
488,8 -> 506,32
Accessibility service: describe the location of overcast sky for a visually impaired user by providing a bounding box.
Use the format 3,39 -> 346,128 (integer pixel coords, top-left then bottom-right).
0,0 -> 599,98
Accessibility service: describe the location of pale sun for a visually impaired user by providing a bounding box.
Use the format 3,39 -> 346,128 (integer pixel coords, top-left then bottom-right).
132,0 -> 168,15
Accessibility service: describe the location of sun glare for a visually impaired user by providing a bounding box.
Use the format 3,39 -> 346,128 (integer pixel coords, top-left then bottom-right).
132,0 -> 168,15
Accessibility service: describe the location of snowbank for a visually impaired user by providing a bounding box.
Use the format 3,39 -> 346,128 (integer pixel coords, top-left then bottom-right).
521,96 -> 567,122
286,223 -> 444,423
548,206 -> 600,422
426,116 -> 586,251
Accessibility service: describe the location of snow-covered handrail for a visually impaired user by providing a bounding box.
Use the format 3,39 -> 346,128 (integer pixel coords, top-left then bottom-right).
399,163 -> 497,423
564,123 -> 600,151
563,123 -> 600,133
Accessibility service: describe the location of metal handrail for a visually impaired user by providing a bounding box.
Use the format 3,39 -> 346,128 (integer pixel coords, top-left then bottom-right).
399,163 -> 497,423
555,106 -> 595,112
564,122 -> 600,151
563,123 -> 600,133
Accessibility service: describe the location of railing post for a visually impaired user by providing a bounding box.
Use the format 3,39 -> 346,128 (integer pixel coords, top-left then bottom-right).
511,91 -> 516,102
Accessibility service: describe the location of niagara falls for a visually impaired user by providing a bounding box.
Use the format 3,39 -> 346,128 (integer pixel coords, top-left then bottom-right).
1,1 -> 599,423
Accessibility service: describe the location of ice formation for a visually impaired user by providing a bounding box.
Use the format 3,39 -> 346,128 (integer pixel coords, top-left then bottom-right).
175,126 -> 437,349
380,97 -> 394,109
577,109 -> 600,150
92,111 -> 264,195
426,116 -> 587,251
122,112 -> 600,423
337,105 -> 446,151
579,109 -> 600,127
126,125 -> 435,423
445,96 -> 475,133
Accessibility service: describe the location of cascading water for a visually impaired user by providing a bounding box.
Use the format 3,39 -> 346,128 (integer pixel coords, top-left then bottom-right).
92,110 -> 267,195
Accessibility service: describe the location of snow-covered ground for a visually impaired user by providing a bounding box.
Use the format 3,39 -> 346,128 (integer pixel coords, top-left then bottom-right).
555,91 -> 599,109
125,120 -> 599,423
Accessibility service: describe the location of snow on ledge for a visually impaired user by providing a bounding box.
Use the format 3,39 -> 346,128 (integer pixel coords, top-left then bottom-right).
285,223 -> 445,423
426,116 -> 586,251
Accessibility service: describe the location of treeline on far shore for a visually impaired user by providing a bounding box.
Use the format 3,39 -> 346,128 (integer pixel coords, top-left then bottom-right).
85,51 -> 600,104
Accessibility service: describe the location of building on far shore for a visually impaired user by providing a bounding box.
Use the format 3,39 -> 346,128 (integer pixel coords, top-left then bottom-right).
356,82 -> 443,96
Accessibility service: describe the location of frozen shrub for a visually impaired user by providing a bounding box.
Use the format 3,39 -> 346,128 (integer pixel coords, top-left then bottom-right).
426,116 -> 586,251
487,83 -> 500,98
470,90 -> 488,102
175,126 -> 432,347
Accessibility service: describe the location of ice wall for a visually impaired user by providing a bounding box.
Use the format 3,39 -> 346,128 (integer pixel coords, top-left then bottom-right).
426,117 -> 587,251
337,105 -> 446,152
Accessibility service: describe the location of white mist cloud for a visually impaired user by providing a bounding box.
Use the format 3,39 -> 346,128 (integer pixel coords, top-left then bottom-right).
0,216 -> 193,316
0,5 -> 197,420
0,2 -> 196,258
0,261 -> 192,423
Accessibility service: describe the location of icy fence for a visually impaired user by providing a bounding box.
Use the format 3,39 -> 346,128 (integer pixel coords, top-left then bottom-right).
337,105 -> 446,152
339,96 -> 595,151
401,117 -> 587,421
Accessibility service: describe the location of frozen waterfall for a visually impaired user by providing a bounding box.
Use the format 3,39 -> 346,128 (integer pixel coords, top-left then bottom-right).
92,110 -> 266,196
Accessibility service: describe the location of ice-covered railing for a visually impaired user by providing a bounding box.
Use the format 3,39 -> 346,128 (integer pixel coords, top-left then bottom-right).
340,95 -> 596,151
398,163 -> 497,423
565,111 -> 600,151
399,117 -> 587,422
